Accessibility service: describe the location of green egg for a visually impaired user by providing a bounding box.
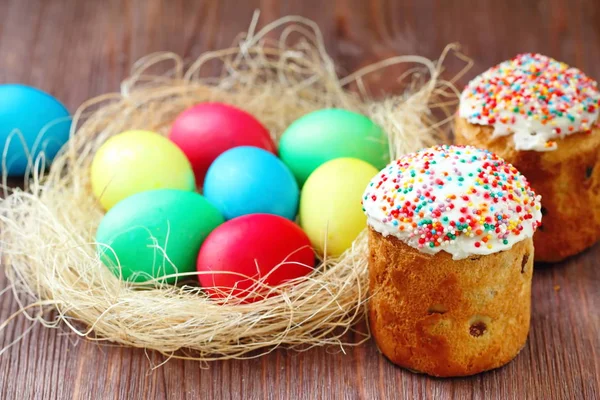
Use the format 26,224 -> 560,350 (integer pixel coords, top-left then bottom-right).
279,109 -> 389,186
95,189 -> 224,284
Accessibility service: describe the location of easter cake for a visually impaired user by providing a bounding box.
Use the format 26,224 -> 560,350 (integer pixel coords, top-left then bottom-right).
362,145 -> 542,377
455,53 -> 600,262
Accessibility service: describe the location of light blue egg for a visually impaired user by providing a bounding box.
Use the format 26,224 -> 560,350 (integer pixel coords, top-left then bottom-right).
203,146 -> 299,220
0,84 -> 71,176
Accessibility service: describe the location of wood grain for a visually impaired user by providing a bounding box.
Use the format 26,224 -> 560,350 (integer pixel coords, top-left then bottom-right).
0,0 -> 599,399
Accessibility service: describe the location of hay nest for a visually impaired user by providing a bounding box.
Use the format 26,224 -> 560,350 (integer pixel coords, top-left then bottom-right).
0,14 -> 468,361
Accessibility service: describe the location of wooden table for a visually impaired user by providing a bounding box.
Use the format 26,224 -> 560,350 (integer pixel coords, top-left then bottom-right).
0,1 -> 598,399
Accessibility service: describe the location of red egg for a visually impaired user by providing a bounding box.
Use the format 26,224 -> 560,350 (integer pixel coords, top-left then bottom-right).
197,214 -> 314,302
169,103 -> 276,185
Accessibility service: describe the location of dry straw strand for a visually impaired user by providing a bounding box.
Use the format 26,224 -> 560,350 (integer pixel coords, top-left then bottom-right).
0,12 -> 469,362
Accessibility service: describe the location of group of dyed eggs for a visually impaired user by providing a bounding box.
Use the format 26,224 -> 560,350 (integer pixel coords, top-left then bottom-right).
90,103 -> 389,300
0,83 -> 388,301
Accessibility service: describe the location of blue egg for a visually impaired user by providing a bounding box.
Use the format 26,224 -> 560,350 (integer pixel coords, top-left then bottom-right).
204,146 -> 299,220
0,84 -> 71,176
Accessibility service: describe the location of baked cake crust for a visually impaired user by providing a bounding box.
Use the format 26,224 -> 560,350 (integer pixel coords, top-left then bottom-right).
367,228 -> 533,377
455,115 -> 600,262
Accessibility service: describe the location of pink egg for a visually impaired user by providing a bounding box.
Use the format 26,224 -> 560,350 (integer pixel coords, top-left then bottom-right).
169,103 -> 276,185
197,214 -> 314,302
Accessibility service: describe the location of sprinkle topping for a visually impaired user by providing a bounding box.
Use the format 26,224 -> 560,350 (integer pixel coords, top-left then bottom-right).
362,145 -> 542,260
459,53 -> 600,151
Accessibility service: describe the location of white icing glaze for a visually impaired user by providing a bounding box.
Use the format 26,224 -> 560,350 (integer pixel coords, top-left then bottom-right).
362,145 -> 542,260
459,53 -> 600,151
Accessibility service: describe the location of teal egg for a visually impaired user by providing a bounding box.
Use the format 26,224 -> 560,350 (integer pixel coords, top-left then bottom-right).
96,189 -> 224,283
278,109 -> 389,186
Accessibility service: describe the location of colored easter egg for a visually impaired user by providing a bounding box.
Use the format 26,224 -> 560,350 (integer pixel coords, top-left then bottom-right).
197,214 -> 314,301
91,130 -> 195,210
96,189 -> 224,283
0,84 -> 71,176
203,146 -> 299,220
299,158 -> 379,257
169,103 -> 276,184
279,108 -> 389,186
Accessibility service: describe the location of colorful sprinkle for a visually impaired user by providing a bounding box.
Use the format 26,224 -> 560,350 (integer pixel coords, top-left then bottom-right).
459,53 -> 600,152
362,145 -> 542,260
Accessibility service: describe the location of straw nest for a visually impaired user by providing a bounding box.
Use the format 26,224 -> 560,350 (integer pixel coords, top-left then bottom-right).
0,14 -> 468,362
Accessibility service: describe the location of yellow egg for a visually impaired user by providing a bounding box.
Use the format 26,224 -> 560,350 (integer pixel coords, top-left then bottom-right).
299,157 -> 378,257
91,130 -> 195,210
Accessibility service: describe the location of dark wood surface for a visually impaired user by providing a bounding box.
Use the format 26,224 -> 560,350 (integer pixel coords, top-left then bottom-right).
1,1 -> 599,399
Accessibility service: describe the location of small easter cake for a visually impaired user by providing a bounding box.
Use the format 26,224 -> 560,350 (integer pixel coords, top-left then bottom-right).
455,53 -> 600,262
362,145 -> 542,377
